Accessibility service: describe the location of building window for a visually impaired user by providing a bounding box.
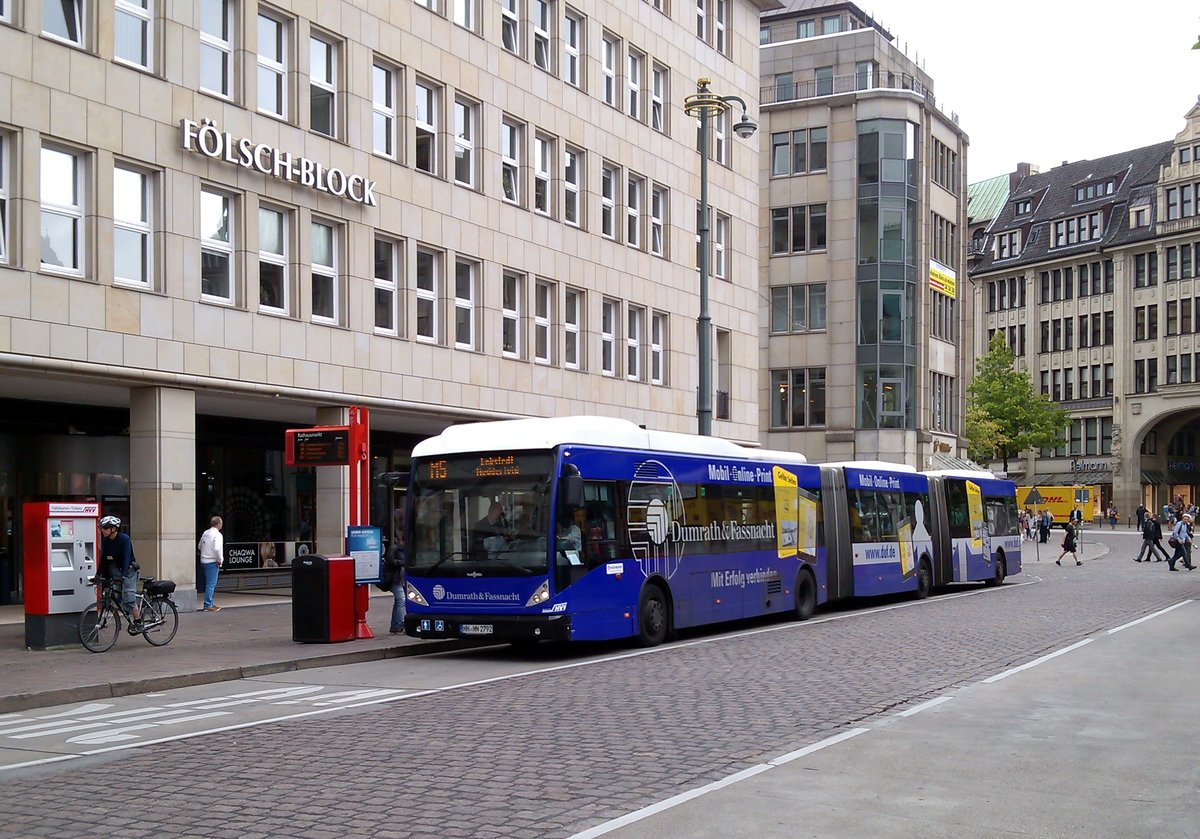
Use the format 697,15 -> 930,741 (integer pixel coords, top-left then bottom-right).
627,48 -> 643,121
601,33 -> 618,107
650,184 -> 667,258
415,81 -> 439,175
695,0 -> 706,40
454,258 -> 477,349
374,236 -> 399,334
930,372 -> 956,433
650,63 -> 667,133
258,206 -> 287,312
563,8 -> 582,87
452,0 -> 474,30
771,368 -> 827,428
626,174 -> 644,249
815,66 -> 833,96
714,0 -> 727,53
534,279 -> 552,364
855,60 -> 875,91
534,134 -> 552,215
115,0 -> 152,70
0,134 -> 8,264
501,119 -> 521,205
713,212 -> 729,280
563,146 -> 582,226
601,162 -> 618,239
931,291 -> 956,342
770,128 -> 827,176
650,312 -> 666,385
454,98 -> 478,188
770,283 -> 827,333
199,0 -> 233,98
770,204 -> 827,255
416,248 -> 439,343
502,271 -> 522,358
711,109 -> 727,165
200,188 -> 233,300
601,298 -> 618,376
564,287 -> 581,369
40,146 -> 84,275
309,35 -> 336,137
257,12 -> 287,119
501,0 -> 519,54
44,0 -> 84,46
113,165 -> 151,286
372,62 -> 397,159
533,0 -> 552,71
311,221 -> 337,322
626,306 -> 643,381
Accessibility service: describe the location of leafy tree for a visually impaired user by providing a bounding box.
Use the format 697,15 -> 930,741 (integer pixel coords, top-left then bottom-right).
967,333 -> 1069,472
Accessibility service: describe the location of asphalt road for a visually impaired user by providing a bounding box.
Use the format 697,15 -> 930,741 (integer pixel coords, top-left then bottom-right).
1,529 -> 1196,839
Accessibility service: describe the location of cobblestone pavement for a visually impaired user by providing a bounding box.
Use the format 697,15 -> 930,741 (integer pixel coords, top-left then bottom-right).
2,533 -> 1196,839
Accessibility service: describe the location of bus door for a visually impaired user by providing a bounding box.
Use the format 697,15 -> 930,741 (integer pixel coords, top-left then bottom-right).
819,466 -> 852,600
924,477 -> 953,585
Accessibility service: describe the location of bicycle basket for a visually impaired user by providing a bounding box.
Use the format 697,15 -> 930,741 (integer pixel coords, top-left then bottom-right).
145,579 -> 176,596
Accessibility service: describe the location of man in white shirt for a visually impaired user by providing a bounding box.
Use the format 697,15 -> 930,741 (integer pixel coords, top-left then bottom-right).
197,516 -> 224,612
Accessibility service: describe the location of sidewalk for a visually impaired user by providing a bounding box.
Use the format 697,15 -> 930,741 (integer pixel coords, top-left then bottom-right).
0,589 -> 478,713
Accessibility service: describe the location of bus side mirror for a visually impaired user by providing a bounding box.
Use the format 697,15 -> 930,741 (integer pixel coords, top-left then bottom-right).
562,474 -> 584,510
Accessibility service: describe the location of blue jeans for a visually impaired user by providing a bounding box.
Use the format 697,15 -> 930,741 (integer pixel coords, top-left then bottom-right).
121,569 -> 138,613
200,561 -> 219,608
390,582 -> 406,631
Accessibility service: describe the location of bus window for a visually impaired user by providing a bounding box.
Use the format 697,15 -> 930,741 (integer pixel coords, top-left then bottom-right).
944,480 -> 971,539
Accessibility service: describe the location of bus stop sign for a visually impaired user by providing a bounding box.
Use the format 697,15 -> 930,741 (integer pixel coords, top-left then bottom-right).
1023,487 -> 1045,506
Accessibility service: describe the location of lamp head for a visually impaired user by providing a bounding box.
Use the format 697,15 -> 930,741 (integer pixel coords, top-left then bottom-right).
733,115 -> 757,140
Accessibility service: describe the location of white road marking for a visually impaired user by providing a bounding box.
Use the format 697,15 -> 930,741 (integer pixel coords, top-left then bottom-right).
895,696 -> 953,717
567,729 -> 871,839
1107,599 -> 1192,634
982,639 -> 1094,684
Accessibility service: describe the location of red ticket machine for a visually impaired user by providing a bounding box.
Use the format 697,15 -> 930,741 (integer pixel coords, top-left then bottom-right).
23,502 -> 100,649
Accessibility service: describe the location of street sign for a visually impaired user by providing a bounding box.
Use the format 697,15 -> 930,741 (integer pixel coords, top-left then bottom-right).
1023,487 -> 1045,506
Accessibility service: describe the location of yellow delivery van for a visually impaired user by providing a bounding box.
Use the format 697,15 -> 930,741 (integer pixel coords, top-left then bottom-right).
1016,485 -> 1096,525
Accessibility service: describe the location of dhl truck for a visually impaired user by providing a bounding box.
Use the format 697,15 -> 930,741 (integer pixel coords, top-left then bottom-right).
1016,485 -> 1096,525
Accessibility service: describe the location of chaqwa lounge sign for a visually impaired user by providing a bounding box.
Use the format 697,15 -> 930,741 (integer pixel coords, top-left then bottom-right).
180,118 -> 377,206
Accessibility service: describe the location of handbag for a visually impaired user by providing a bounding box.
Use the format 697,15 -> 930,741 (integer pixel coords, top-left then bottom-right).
1169,536 -> 1181,549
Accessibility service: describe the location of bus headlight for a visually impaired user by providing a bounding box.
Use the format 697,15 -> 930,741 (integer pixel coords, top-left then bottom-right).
406,582 -> 429,606
525,581 -> 550,607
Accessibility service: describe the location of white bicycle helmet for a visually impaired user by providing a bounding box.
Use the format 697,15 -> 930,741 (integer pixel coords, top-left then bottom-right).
99,515 -> 122,529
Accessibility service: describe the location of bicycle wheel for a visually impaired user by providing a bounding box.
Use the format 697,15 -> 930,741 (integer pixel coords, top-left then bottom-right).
141,596 -> 179,646
79,603 -> 120,653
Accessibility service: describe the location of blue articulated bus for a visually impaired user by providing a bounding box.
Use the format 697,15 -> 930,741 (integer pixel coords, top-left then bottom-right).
402,417 -> 1020,647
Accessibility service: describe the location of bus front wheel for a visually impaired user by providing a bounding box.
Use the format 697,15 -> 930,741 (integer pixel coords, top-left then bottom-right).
793,569 -> 816,621
985,554 -> 1006,587
636,585 -> 669,647
915,559 -> 933,600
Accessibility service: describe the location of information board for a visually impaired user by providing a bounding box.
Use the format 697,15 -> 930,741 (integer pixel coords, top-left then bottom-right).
286,427 -> 350,466
347,525 -> 382,584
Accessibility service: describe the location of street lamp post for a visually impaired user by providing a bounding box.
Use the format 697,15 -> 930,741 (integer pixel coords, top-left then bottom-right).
683,78 -> 757,436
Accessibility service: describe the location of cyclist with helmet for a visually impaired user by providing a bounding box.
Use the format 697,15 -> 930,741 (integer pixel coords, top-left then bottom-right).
98,516 -> 141,626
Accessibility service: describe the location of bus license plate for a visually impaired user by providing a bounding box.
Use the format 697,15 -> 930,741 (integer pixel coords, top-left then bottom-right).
460,624 -> 494,635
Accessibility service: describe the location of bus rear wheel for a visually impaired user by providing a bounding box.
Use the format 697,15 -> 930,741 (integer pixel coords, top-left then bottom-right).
915,559 -> 933,600
636,585 -> 669,647
793,570 -> 816,621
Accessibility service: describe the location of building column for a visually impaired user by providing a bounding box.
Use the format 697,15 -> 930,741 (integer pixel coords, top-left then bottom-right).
315,405 -> 350,556
129,387 -> 197,611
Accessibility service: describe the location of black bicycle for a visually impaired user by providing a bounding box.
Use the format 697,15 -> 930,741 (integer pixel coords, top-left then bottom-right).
78,575 -> 180,652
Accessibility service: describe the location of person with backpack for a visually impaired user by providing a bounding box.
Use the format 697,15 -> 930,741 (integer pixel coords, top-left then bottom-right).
1135,514 -> 1169,563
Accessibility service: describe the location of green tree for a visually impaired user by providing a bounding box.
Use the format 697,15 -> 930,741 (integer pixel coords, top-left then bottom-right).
967,333 -> 1069,472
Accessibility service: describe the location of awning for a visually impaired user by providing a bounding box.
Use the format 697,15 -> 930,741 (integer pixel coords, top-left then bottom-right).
1029,472 -> 1112,486
1141,470 -> 1167,485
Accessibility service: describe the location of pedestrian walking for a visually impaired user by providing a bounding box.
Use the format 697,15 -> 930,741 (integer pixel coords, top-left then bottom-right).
197,515 -> 224,611
1057,519 -> 1081,566
1106,505 -> 1118,529
1135,515 -> 1169,563
1167,513 -> 1195,571
1019,508 -> 1031,542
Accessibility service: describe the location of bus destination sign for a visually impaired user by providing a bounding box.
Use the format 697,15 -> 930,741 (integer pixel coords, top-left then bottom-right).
419,453 -> 552,483
286,427 -> 350,466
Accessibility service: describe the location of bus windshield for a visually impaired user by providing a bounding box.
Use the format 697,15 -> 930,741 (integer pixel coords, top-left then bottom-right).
407,452 -> 556,578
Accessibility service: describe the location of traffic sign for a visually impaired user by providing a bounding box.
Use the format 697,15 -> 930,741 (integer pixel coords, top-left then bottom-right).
1023,487 -> 1045,506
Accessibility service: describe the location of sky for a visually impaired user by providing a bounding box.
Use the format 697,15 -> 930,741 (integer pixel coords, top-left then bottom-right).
856,1 -> 1200,182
